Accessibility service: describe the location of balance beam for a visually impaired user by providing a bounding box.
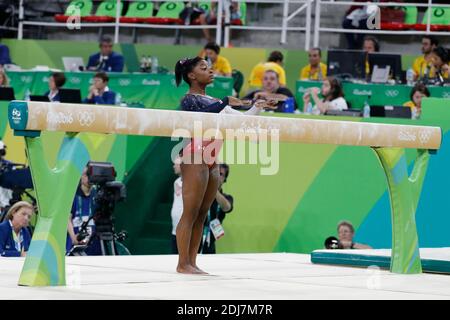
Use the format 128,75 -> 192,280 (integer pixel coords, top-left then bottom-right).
6,101 -> 443,286
9,101 -> 441,149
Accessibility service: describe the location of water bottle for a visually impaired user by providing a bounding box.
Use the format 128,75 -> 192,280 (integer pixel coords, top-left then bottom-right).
411,107 -> 418,120
363,99 -> 371,118
24,89 -> 31,101
115,92 -> 122,106
283,97 -> 295,113
151,56 -> 159,74
406,68 -> 414,86
305,102 -> 313,114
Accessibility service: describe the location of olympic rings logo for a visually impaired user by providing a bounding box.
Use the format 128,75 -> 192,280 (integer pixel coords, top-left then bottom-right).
77,111 -> 95,127
21,76 -> 32,83
385,90 -> 399,97
119,79 -> 131,86
419,130 -> 431,144
70,77 -> 81,84
47,112 -> 74,125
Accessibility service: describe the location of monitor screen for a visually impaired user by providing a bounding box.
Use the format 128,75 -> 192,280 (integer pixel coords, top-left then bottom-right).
327,49 -> 366,80
370,105 -> 412,119
368,53 -> 403,83
59,89 -> 82,104
0,87 -> 16,101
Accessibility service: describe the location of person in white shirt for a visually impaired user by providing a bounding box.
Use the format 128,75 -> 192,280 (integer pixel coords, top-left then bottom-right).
170,156 -> 183,254
302,77 -> 348,115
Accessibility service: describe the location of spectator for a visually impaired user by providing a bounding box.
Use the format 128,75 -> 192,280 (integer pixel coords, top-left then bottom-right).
180,3 -> 214,42
66,166 -> 101,255
430,46 -> 449,85
200,163 -> 233,254
303,77 -> 348,114
44,72 -> 66,102
412,36 -> 438,81
0,42 -> 11,66
87,36 -> 124,73
342,1 -> 375,49
243,69 -> 296,112
363,35 -> 380,78
0,201 -> 34,257
0,67 -> 9,87
83,72 -> 116,105
170,156 -> 183,254
403,83 -> 430,119
203,42 -> 232,77
299,47 -> 327,81
337,221 -> 371,249
248,50 -> 286,88
0,140 -> 13,215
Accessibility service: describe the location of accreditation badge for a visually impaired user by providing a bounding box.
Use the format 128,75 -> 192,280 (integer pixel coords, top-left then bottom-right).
209,218 -> 225,240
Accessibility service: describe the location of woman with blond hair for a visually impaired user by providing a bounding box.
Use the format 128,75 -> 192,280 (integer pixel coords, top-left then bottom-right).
0,201 -> 34,257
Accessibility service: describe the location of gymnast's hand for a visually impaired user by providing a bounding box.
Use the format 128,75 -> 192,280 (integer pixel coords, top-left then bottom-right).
254,99 -> 278,110
227,96 -> 252,107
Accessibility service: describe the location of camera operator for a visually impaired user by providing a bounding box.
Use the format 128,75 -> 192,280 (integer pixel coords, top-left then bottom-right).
325,221 -> 372,250
0,140 -> 13,215
66,167 -> 101,256
200,163 -> 234,254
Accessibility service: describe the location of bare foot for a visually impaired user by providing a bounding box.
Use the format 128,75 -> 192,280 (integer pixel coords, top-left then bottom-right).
176,264 -> 198,274
193,265 -> 209,275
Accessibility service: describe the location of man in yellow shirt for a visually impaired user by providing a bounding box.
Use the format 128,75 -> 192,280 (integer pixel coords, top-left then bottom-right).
362,36 -> 380,78
412,36 -> 438,81
203,42 -> 232,77
248,51 -> 286,87
299,48 -> 327,80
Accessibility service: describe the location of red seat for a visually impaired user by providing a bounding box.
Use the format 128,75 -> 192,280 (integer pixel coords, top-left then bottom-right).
413,23 -> 450,31
54,14 -> 70,23
142,17 -> 183,24
380,22 -> 407,30
82,16 -> 115,22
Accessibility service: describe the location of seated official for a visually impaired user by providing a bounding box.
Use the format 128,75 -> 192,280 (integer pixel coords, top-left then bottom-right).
362,36 -> 380,78
0,201 -> 34,257
87,36 -> 124,73
44,72 -> 66,102
249,50 -> 286,87
337,221 -> 371,249
429,46 -> 449,85
303,77 -> 348,114
203,42 -> 232,77
243,69 -> 296,112
412,36 -> 438,81
0,43 -> 11,66
299,47 -> 327,81
83,72 -> 116,105
403,83 -> 430,119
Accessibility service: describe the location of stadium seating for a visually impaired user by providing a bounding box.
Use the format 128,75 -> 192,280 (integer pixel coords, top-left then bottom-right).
145,2 -> 185,25
381,6 -> 450,31
54,0 -> 93,23
120,0 -> 154,23
83,0 -> 123,22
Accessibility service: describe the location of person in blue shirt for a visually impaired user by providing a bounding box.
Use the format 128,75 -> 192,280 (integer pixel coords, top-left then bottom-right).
86,36 -> 124,73
83,72 -> 116,105
0,43 -> 12,66
67,167 -> 101,255
0,201 -> 34,257
44,72 -> 66,102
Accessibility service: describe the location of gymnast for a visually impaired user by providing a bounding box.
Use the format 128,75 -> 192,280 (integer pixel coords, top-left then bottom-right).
174,57 -> 276,274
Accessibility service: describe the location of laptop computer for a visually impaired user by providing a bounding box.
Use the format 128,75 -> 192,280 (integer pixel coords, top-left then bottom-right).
59,89 -> 82,104
370,105 -> 412,119
325,109 -> 362,117
62,57 -> 85,72
30,95 -> 50,102
0,87 -> 16,101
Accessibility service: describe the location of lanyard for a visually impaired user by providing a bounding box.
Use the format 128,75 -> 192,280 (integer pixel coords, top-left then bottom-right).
10,221 -> 23,252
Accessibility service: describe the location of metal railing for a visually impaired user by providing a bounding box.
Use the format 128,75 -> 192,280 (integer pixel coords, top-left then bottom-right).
313,0 -> 450,47
17,0 -> 314,49
15,0 -> 450,48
